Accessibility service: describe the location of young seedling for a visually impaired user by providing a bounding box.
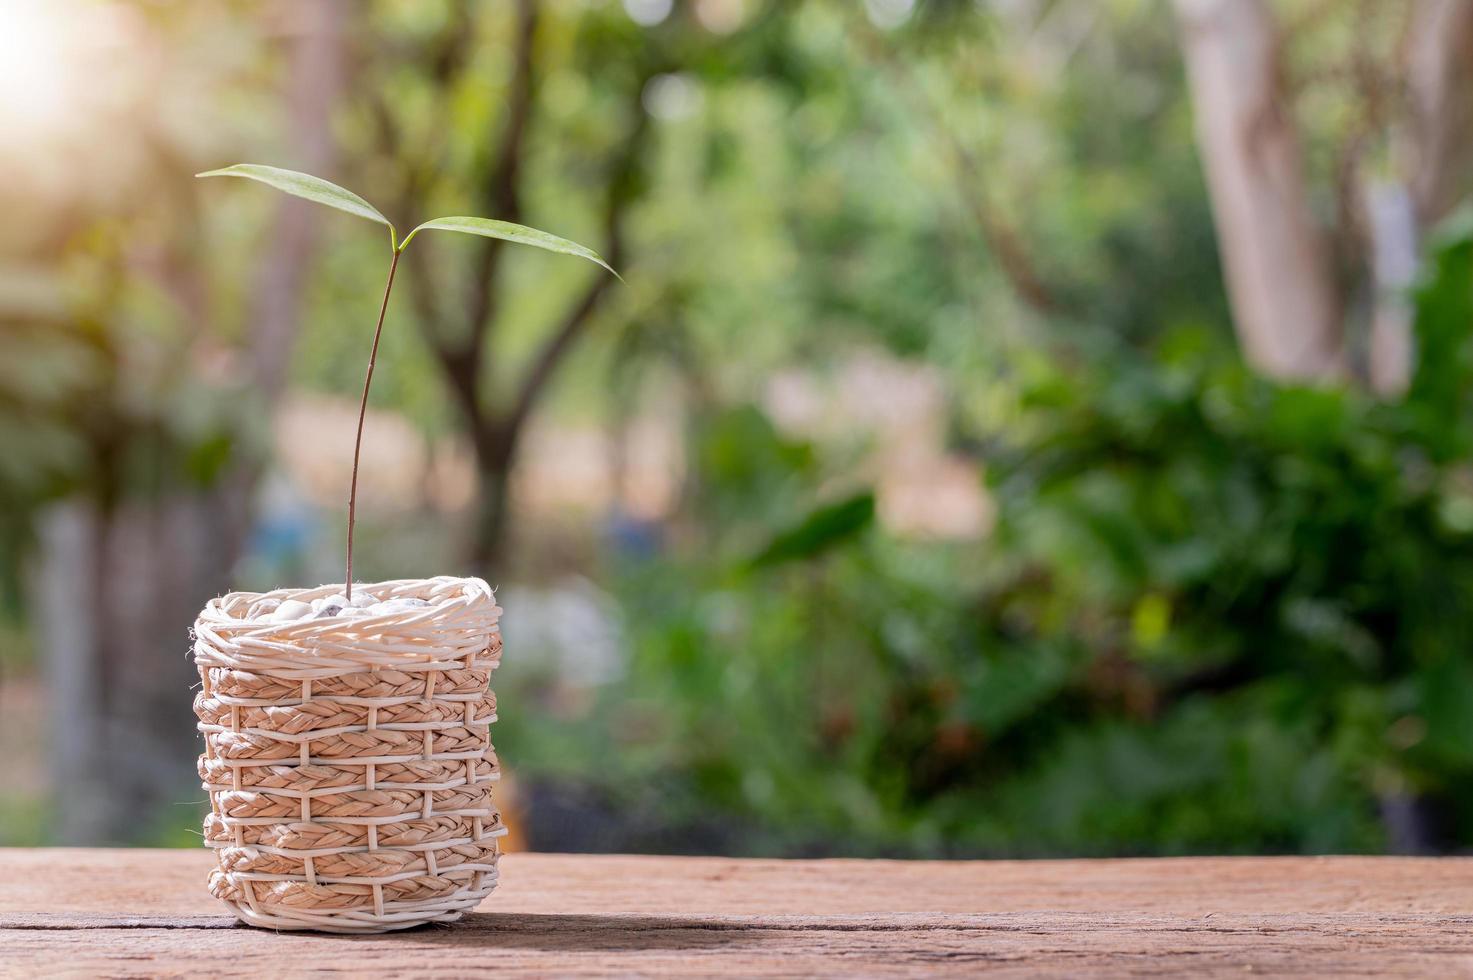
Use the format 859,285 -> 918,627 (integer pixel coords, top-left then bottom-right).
198,164 -> 617,601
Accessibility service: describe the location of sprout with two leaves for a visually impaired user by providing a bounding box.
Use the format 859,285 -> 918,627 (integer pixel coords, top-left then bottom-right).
197,164 -> 617,600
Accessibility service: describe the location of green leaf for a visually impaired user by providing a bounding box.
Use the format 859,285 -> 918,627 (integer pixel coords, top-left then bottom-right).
749,491 -> 875,568
401,216 -> 619,278
195,164 -> 394,233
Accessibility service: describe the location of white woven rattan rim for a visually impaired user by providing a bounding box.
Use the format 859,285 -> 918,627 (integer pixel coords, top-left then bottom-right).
194,576 -> 502,677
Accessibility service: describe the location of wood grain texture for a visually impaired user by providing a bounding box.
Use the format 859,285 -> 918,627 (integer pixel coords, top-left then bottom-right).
5,849 -> 1473,977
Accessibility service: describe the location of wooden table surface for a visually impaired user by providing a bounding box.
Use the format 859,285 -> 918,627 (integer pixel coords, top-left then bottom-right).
5,849 -> 1473,977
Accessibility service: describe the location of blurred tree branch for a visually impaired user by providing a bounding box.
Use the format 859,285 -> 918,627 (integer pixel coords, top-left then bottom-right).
505,91 -> 646,447
366,0 -> 656,573
464,0 -> 537,351
854,22 -> 1057,316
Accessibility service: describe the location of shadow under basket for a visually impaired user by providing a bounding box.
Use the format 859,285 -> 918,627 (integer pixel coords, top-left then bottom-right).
191,576 -> 505,934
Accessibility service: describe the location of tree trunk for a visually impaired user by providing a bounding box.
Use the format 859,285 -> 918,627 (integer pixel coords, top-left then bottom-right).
248,0 -> 347,398
1172,0 -> 1344,382
1366,0 -> 1473,395
468,431 -> 516,580
1365,181 -> 1419,396
37,495 -> 232,843
1403,0 -> 1473,228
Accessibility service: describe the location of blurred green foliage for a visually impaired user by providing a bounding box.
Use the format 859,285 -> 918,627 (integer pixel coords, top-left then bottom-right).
498,220 -> 1473,857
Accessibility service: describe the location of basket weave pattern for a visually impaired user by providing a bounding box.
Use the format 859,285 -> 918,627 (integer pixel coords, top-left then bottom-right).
191,576 -> 504,933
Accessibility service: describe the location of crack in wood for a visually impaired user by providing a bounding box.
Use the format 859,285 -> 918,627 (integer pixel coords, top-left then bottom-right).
1,917 -> 240,931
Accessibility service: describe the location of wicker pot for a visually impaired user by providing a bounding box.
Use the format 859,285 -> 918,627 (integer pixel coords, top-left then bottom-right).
191,576 -> 504,933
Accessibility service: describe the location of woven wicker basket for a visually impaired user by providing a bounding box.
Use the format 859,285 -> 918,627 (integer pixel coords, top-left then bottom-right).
191,576 -> 504,933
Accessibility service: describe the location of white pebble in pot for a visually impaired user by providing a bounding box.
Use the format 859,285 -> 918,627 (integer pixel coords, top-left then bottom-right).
247,598 -> 281,620
311,594 -> 347,617
271,599 -> 313,623
370,598 -> 429,616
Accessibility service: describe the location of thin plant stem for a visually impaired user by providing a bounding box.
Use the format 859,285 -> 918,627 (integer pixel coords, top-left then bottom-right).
345,247 -> 401,601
